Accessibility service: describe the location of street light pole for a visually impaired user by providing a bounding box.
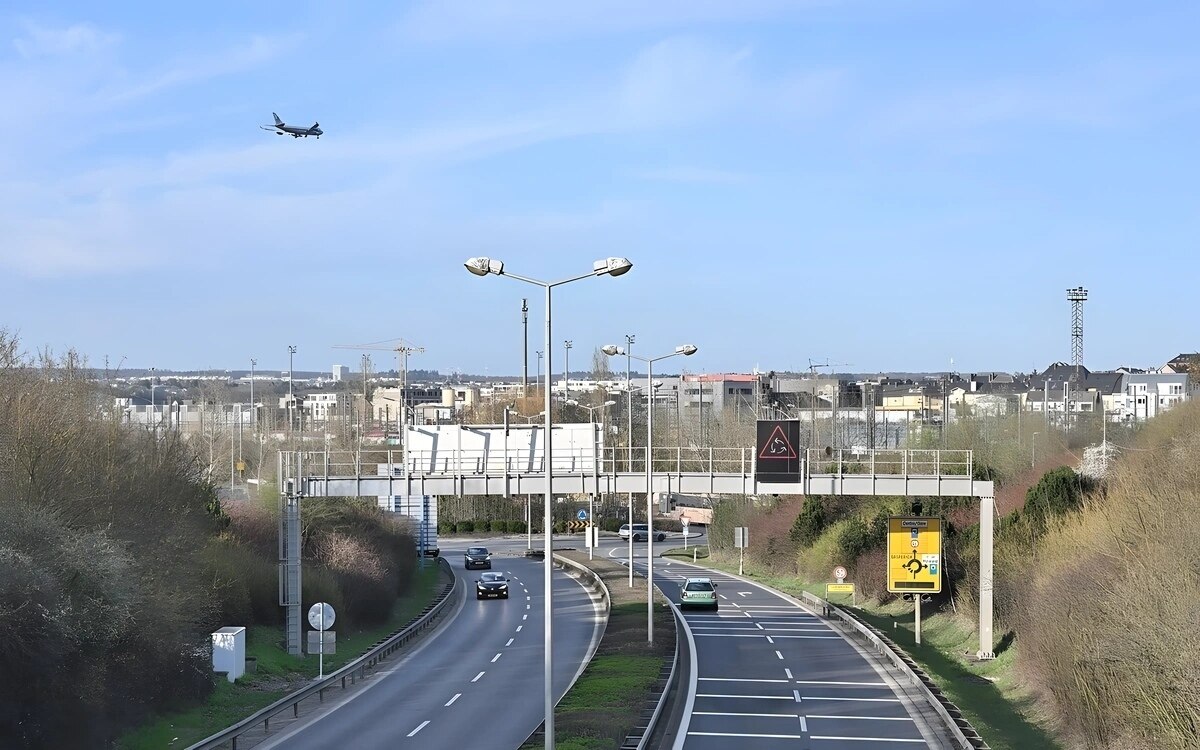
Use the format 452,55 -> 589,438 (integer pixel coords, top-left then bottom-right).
522,298 -> 529,396
288,346 -> 297,434
603,343 -> 698,643
250,358 -> 257,434
624,334 -> 635,587
1031,431 -> 1040,469
563,340 -> 573,406
536,351 -> 543,394
465,256 -> 632,750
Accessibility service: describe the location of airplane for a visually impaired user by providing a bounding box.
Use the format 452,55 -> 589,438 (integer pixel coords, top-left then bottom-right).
260,113 -> 322,138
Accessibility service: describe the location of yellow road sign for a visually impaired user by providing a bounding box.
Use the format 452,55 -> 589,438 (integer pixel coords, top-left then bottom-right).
887,516 -> 942,594
826,583 -> 855,595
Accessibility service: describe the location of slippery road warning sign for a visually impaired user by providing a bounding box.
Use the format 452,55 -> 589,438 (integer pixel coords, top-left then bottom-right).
755,420 -> 802,483
887,516 -> 943,594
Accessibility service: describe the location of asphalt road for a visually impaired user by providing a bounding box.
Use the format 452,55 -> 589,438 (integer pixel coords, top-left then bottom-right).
258,539 -> 602,750
588,531 -> 949,749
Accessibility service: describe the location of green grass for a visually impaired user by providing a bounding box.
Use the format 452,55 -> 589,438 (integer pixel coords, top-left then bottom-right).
525,556 -> 673,750
117,564 -> 443,750
665,552 -> 1059,750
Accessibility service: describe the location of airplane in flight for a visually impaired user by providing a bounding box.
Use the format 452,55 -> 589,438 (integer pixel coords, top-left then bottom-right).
260,113 -> 322,138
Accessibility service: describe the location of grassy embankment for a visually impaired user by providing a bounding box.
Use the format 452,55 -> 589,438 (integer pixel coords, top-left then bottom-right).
663,545 -> 1057,750
117,563 -> 443,750
521,552 -> 674,750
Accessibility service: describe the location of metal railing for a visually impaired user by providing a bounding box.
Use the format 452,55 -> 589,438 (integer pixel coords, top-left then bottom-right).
634,603 -> 684,750
187,558 -> 457,750
283,447 -> 973,481
800,591 -> 988,750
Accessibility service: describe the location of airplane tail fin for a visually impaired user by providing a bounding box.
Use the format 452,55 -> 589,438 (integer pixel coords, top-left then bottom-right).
312,122 -> 320,129
273,113 -> 284,126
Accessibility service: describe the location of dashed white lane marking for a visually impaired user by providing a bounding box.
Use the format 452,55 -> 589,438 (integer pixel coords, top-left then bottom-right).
718,595 -> 728,600
693,712 -> 799,718
802,696 -> 902,702
407,720 -> 430,737
491,653 -> 503,663
526,605 -> 531,610
472,671 -> 485,683
793,689 -> 803,703
445,693 -> 461,707
523,614 -> 528,620
809,737 -> 925,743
506,637 -> 514,646
807,715 -> 915,722
697,693 -> 794,700
517,625 -> 523,632
766,636 -> 775,644
526,595 -> 531,601
699,677 -> 788,683
785,668 -> 793,679
775,650 -> 784,660
794,680 -> 888,686
688,731 -> 805,739
799,715 -> 808,732
755,623 -> 764,630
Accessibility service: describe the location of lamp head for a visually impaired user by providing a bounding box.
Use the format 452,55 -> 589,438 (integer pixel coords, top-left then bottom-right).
676,344 -> 699,356
593,257 -> 633,277
464,257 -> 503,276
601,344 -> 622,356
602,400 -> 617,407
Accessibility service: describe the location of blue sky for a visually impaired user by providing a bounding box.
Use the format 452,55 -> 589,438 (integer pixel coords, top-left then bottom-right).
1,1 -> 1197,376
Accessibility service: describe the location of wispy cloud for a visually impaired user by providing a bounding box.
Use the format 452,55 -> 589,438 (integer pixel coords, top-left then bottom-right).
623,166 -> 750,184
12,20 -> 119,58
399,0 -> 822,43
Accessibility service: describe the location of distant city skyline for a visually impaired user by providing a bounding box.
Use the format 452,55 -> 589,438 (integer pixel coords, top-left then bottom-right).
2,3 -> 1197,373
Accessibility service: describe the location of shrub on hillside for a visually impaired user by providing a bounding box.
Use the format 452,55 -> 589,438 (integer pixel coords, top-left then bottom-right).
490,519 -> 509,533
790,499 -> 827,547
456,519 -> 475,533
509,520 -> 527,534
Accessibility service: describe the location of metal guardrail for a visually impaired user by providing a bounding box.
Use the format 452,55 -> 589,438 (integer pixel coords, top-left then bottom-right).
187,557 -> 458,750
634,603 -> 684,750
801,591 -> 990,750
518,552 -> 612,749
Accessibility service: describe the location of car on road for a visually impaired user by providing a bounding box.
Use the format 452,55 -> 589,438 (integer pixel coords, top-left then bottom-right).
464,546 -> 492,570
476,571 -> 510,599
679,577 -> 718,610
618,523 -> 666,542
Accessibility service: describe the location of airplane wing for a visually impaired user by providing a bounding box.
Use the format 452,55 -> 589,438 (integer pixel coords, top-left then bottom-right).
260,125 -> 280,132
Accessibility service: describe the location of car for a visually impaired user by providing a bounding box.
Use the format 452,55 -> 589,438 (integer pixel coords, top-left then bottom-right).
464,546 -> 492,570
476,571 -> 509,599
680,577 -> 718,610
618,523 -> 666,543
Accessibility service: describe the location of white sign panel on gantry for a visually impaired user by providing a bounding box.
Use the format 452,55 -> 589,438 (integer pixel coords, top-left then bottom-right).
403,423 -> 603,475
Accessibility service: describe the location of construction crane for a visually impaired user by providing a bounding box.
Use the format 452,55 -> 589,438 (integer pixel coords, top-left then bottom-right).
332,338 -> 426,430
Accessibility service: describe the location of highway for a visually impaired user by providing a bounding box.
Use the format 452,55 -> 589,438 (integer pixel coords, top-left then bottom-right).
594,531 -> 954,749
258,540 -> 602,749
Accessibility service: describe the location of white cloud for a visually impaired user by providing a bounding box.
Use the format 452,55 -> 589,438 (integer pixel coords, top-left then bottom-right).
399,0 -> 823,42
13,21 -> 119,58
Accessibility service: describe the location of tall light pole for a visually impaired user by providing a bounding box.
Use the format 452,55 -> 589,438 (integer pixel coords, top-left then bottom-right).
603,343 -> 698,643
568,399 -> 616,559
287,346 -> 297,434
1031,431 -> 1040,469
536,351 -> 543,394
148,367 -> 157,429
249,358 -> 257,433
624,334 -> 635,586
563,340 -> 573,403
465,256 -> 632,750
522,299 -> 530,396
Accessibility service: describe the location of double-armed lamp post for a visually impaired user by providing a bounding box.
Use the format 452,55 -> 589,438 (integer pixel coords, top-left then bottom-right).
464,256 -> 632,750
602,343 -> 698,643
567,399 -> 617,559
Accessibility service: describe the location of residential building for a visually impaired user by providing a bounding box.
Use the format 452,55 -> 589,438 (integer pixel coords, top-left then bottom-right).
1160,353 -> 1199,374
1112,372 -> 1192,421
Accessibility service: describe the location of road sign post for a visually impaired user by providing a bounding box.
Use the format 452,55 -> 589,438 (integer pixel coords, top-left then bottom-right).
734,526 -> 749,575
682,518 -> 690,550
307,602 -> 336,679
887,517 -> 941,646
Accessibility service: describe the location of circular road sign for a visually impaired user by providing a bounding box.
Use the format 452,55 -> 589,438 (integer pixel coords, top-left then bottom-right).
577,509 -> 588,521
833,566 -> 848,581
308,602 -> 336,631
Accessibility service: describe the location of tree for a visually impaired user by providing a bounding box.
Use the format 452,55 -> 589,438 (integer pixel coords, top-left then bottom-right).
591,346 -> 612,382
790,499 -> 827,547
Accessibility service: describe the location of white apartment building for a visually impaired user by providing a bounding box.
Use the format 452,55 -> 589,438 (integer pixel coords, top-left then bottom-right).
1112,372 -> 1191,421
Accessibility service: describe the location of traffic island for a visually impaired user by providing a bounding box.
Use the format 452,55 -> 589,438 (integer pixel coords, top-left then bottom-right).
521,551 -> 675,750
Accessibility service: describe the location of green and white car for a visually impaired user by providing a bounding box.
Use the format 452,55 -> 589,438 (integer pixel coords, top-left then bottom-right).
680,577 -> 718,611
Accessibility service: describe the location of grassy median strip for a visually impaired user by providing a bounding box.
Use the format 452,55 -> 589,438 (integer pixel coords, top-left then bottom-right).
524,552 -> 674,750
663,548 -> 1057,750
117,563 -> 444,750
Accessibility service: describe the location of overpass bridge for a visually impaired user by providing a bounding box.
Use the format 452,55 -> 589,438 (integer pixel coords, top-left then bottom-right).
278,441 -> 997,664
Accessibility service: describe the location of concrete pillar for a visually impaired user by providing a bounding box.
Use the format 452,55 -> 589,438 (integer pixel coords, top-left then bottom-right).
977,488 -> 995,660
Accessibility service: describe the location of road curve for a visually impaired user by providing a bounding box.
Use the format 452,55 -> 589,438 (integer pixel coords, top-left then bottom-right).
257,541 -> 601,750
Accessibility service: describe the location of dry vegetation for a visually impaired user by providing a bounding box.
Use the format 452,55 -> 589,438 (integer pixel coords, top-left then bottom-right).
1001,401 -> 1200,750
0,331 -> 417,748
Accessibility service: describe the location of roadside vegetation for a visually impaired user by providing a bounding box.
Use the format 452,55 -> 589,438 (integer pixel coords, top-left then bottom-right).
0,331 -> 419,749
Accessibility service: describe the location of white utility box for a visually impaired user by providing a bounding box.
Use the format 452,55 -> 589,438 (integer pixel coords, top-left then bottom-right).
211,626 -> 246,683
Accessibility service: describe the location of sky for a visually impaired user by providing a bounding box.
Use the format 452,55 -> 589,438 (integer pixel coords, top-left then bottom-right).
1,1 -> 1197,377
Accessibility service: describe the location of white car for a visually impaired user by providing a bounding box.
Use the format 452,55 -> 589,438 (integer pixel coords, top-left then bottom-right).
618,523 -> 666,542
